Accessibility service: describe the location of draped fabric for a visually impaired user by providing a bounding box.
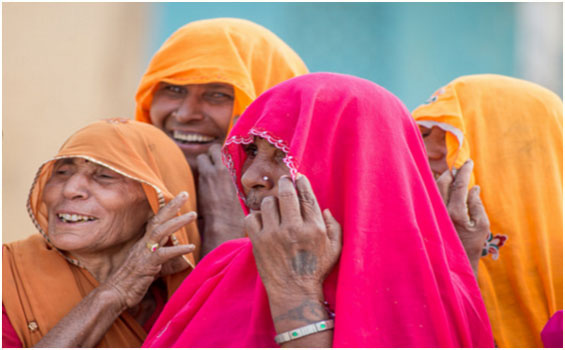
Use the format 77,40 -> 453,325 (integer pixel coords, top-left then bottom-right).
3,119 -> 200,347
412,74 -> 563,347
135,17 -> 308,130
144,73 -> 493,347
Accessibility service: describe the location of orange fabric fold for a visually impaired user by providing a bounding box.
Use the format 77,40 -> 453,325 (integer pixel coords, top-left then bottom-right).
412,74 -> 563,347
2,119 -> 200,347
135,18 -> 309,128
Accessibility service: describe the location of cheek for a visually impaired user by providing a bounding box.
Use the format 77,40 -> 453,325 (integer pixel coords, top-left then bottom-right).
209,106 -> 234,135
149,96 -> 173,129
42,181 -> 60,211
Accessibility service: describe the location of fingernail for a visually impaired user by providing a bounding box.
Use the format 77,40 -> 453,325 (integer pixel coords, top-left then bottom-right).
187,244 -> 195,249
475,185 -> 480,194
296,173 -> 304,180
179,191 -> 188,199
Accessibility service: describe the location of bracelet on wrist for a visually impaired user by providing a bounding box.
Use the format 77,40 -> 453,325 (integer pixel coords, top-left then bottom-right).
274,319 -> 334,345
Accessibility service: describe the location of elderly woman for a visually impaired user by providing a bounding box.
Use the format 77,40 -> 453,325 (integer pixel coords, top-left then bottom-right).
2,119 -> 200,347
135,18 -> 308,257
142,73 -> 494,347
412,74 -> 563,347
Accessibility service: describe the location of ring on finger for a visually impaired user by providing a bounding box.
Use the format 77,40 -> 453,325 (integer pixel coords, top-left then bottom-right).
146,241 -> 160,253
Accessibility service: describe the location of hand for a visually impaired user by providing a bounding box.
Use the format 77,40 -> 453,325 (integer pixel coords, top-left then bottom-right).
436,160 -> 490,277
196,144 -> 246,256
104,192 -> 197,309
245,174 -> 342,298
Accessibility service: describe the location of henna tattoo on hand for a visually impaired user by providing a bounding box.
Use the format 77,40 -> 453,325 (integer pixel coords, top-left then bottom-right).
273,299 -> 326,323
291,250 -> 317,276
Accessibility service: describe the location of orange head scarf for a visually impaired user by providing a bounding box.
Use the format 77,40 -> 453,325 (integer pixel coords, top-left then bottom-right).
135,17 -> 309,130
412,74 -> 563,347
4,119 -> 200,347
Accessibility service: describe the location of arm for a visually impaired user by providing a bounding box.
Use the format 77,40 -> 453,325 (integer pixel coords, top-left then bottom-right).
35,192 -> 196,347
436,160 -> 490,278
245,175 -> 342,348
196,144 -> 246,257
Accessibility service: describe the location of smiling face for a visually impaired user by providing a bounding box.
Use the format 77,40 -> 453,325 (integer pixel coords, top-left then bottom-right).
42,158 -> 152,256
240,137 -> 291,211
149,82 -> 235,170
419,125 -> 449,178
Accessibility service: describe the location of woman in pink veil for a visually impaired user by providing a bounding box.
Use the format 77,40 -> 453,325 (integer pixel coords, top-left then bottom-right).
143,72 -> 493,347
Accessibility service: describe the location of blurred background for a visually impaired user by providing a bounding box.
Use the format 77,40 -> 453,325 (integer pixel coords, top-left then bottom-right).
3,2 -> 563,242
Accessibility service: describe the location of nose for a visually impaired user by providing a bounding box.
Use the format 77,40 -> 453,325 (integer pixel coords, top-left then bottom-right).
241,160 -> 275,193
173,93 -> 205,123
62,173 -> 90,200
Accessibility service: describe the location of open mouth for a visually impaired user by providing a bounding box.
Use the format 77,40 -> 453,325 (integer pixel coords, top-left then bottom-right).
57,213 -> 97,223
173,130 -> 216,145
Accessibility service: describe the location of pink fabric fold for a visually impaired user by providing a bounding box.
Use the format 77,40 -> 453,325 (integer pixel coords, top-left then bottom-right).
144,72 -> 493,347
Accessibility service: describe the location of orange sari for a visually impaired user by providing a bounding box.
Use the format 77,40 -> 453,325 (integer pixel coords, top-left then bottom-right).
135,18 -> 308,129
412,74 -> 563,347
3,119 -> 200,347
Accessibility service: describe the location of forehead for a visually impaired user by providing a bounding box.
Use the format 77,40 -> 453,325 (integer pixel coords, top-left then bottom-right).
53,158 -> 118,174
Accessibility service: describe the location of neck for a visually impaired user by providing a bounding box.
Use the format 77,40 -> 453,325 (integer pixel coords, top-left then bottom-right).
68,238 -> 139,283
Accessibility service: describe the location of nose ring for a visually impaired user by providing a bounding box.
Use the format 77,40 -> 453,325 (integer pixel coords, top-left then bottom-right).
262,176 -> 270,182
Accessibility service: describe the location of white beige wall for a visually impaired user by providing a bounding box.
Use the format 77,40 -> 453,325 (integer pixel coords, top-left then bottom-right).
3,3 -> 151,242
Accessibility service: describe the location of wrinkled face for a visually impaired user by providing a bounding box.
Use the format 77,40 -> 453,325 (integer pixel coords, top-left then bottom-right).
150,82 -> 235,170
42,158 -> 152,255
419,125 -> 449,178
240,137 -> 292,211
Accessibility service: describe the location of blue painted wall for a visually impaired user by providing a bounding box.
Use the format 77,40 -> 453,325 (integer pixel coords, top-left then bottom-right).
147,2 -> 516,110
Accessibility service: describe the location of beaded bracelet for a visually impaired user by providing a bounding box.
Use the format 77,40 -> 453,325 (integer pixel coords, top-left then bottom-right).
274,319 -> 334,345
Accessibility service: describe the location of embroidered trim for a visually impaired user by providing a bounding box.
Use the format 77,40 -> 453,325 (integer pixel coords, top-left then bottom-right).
481,232 -> 508,260
26,155 -> 169,268
223,127 -> 298,203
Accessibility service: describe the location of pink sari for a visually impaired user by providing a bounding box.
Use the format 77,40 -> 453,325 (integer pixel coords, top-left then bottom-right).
144,73 -> 493,347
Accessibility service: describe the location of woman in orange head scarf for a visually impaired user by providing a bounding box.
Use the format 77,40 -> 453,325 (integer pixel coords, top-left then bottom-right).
135,18 -> 308,257
412,74 -> 563,347
3,119 -> 199,347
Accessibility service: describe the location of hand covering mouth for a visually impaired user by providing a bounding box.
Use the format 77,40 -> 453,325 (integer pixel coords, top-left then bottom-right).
57,213 -> 98,223
173,130 -> 216,144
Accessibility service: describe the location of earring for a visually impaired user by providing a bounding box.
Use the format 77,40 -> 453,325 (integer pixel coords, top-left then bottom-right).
262,176 -> 270,182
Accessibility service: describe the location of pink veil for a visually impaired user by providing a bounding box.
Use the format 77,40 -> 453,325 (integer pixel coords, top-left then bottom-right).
143,73 -> 493,347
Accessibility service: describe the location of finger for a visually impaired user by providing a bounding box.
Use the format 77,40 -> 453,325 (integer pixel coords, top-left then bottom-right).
152,244 -> 196,265
260,196 -> 280,227
196,152 -> 214,175
323,209 -> 342,250
208,143 -> 224,167
147,192 -> 189,232
277,176 -> 301,224
295,174 -> 323,223
150,212 -> 197,244
447,160 -> 474,223
244,212 -> 262,240
436,169 -> 453,205
467,186 -> 490,229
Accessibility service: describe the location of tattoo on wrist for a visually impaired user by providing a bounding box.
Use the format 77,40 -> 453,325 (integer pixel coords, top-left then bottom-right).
291,250 -> 317,276
273,299 -> 326,323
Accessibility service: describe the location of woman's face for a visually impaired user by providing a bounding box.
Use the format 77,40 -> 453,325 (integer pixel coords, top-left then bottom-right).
42,158 -> 152,255
150,82 -> 235,169
240,137 -> 291,211
419,126 -> 449,178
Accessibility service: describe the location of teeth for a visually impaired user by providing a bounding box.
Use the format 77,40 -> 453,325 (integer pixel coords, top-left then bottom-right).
57,213 -> 96,223
173,131 -> 214,143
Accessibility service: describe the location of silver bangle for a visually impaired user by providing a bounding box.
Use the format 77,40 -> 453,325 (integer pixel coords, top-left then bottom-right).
274,319 -> 334,345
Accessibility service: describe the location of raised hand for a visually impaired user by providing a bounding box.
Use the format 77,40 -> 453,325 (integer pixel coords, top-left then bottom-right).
196,143 -> 246,256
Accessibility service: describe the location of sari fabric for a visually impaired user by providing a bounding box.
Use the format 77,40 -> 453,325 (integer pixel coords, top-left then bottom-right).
412,74 -> 563,347
135,17 -> 308,128
2,119 -> 200,347
143,73 -> 493,347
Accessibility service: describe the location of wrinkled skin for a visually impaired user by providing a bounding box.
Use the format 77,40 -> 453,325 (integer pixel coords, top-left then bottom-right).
36,158 -> 196,347
241,137 -> 342,347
